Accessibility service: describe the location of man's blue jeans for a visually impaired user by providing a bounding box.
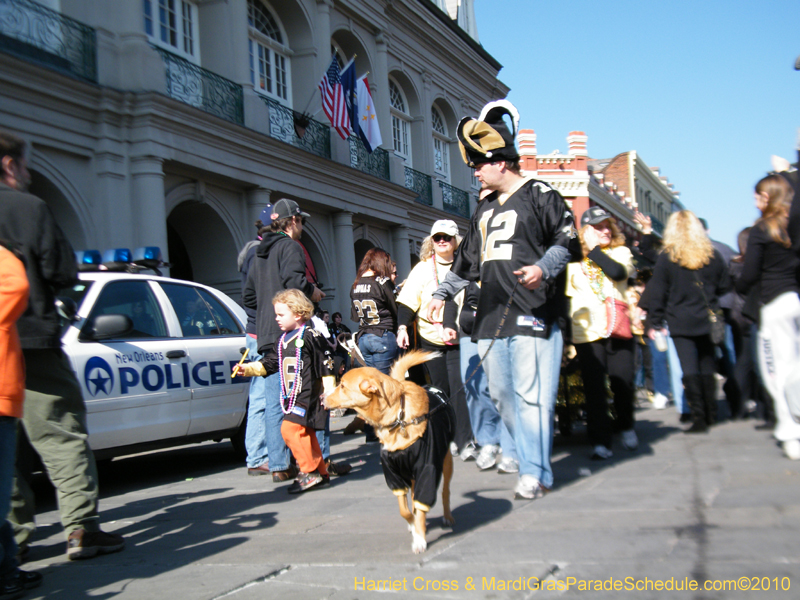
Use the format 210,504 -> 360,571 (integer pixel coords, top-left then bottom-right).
263,370 -> 290,472
0,417 -> 18,579
667,336 -> 688,414
358,331 -> 398,375
478,326 -> 562,488
460,335 -> 516,458
645,337 -> 671,397
244,335 -> 270,469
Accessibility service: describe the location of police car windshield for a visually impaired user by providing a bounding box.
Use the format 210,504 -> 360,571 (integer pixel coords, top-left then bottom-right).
58,281 -> 93,310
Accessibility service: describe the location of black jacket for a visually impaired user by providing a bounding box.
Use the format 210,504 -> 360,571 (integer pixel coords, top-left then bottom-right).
0,185 -> 77,349
237,239 -> 260,335
641,249 -> 731,337
242,231 -> 315,353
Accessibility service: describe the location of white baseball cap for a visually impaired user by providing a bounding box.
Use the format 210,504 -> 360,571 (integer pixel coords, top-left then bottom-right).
430,220 -> 459,237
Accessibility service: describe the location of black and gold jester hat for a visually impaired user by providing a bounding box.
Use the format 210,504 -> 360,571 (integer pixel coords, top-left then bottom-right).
457,100 -> 520,167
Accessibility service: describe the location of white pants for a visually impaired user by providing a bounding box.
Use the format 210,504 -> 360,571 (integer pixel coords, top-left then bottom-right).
758,292 -> 800,441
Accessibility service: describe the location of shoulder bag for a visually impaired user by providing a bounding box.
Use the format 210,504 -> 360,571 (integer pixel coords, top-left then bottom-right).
693,270 -> 725,345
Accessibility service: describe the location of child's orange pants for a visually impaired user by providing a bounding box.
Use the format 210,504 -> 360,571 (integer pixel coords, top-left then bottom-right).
281,420 -> 328,476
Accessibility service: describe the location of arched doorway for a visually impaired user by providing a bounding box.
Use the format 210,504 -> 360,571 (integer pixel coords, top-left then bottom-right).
167,201 -> 240,301
354,238 -> 374,270
28,170 -> 87,251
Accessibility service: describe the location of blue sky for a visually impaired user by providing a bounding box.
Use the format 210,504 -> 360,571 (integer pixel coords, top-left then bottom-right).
474,0 -> 799,248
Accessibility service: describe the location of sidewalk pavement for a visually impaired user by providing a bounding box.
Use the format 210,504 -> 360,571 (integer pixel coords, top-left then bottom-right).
17,402 -> 800,599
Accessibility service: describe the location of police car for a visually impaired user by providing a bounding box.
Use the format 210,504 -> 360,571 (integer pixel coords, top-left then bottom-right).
58,247 -> 250,460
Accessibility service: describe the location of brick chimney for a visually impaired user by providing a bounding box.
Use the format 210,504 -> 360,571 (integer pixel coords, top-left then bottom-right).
518,129 -> 537,172
567,131 -> 588,157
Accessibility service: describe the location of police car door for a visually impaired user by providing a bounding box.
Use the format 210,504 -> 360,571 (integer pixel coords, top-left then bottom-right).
67,278 -> 191,452
158,282 -> 248,436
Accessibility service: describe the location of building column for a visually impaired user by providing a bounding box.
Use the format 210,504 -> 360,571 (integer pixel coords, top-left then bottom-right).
316,0 -> 334,75
130,156 -> 167,260
391,225 -> 411,281
373,32 -> 390,151
246,187 -> 273,236
332,211 -> 357,323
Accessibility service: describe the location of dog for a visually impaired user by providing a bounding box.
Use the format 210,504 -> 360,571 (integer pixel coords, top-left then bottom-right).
324,350 -> 455,553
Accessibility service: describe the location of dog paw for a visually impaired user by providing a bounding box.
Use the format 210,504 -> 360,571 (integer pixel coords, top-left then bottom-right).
411,531 -> 427,554
442,514 -> 455,528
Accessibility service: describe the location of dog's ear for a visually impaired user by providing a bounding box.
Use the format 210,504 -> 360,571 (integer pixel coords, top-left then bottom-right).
359,378 -> 380,398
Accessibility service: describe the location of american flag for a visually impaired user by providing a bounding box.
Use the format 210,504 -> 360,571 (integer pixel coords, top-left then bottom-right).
318,56 -> 352,140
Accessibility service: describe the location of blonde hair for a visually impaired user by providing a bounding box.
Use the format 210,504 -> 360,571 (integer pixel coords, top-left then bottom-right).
272,289 -> 313,321
578,218 -> 626,257
419,234 -> 461,262
661,210 -> 714,270
755,174 -> 793,248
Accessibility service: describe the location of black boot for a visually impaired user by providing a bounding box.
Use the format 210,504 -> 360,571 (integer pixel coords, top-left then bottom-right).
683,375 -> 707,434
702,375 -> 718,426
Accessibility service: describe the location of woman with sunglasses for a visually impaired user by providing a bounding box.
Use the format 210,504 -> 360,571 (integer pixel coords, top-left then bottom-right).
396,220 -> 472,457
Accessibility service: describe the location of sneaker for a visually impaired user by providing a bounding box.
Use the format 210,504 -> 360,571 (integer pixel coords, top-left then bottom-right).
496,457 -> 519,474
475,444 -> 499,470
5,569 -> 42,591
513,474 -> 547,500
652,393 -> 669,409
591,445 -> 613,460
66,529 -> 125,560
459,441 -> 480,462
287,471 -> 325,494
783,439 -> 800,461
621,429 -> 638,450
449,442 -> 459,457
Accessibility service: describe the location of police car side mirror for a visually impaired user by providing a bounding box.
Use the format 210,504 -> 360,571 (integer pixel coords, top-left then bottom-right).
79,314 -> 134,341
55,297 -> 78,323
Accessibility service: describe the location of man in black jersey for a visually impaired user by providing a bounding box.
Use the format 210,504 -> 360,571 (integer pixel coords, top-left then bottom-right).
428,101 -> 575,500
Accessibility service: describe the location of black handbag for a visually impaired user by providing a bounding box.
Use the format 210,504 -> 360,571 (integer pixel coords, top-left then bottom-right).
693,271 -> 725,345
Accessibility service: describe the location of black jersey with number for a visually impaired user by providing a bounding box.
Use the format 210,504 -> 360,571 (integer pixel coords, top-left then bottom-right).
451,178 -> 575,340
350,276 -> 397,336
262,326 -> 334,429
379,388 -> 455,510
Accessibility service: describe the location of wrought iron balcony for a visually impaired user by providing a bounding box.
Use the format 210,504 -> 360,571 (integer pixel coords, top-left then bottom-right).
0,0 -> 96,82
349,136 -> 389,181
650,216 -> 665,235
439,180 -> 470,218
404,166 -> 432,206
261,97 -> 331,160
153,46 -> 243,126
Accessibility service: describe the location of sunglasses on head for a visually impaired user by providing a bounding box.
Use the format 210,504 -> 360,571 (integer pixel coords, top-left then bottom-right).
433,234 -> 453,243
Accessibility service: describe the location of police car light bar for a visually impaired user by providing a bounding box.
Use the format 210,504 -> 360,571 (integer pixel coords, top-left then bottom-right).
76,247 -> 168,274
75,250 -> 102,271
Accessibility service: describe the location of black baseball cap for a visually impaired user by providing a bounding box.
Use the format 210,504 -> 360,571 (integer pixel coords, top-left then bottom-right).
580,206 -> 612,227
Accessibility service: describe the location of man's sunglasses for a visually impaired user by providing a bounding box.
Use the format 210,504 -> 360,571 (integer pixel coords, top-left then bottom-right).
433,234 -> 453,243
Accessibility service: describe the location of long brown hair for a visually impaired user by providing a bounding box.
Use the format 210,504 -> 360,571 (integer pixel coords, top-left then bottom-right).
353,247 -> 393,287
661,210 -> 714,270
755,174 -> 793,248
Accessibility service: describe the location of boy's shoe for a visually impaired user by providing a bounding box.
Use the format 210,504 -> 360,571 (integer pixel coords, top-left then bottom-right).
287,471 -> 325,494
621,429 -> 639,450
591,445 -> 613,460
67,529 -> 125,560
475,444 -> 499,470
496,457 -> 519,474
272,464 -> 299,482
652,393 -> 669,409
459,442 -> 479,462
513,475 -> 547,500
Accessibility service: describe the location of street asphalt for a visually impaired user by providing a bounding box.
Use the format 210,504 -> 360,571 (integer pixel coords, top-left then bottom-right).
16,398 -> 800,600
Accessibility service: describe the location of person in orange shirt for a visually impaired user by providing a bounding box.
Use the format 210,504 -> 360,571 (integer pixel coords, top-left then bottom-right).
0,241 -> 43,596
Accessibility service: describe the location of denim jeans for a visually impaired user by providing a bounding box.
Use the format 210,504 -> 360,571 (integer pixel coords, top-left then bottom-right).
478,326 -> 562,488
667,336 -> 687,414
645,337 -> 671,397
244,335 -> 269,469
460,335 -> 516,458
0,417 -> 17,578
358,331 -> 398,375
263,371 -> 290,472
315,412 -> 330,461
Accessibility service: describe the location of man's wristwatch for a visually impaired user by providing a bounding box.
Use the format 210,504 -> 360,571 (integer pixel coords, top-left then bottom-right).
397,325 -> 407,332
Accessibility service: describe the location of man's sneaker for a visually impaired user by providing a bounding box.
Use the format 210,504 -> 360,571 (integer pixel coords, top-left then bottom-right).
513,475 -> 547,500
459,442 -> 480,462
621,429 -> 638,450
6,569 -> 42,591
287,471 -> 326,494
652,393 -> 669,409
496,457 -> 519,474
67,529 -> 125,560
783,439 -> 800,461
475,444 -> 499,470
591,445 -> 613,460
449,442 -> 459,457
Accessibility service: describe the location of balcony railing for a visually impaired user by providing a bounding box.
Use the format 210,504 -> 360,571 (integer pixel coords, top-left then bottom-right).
261,97 -> 331,160
153,46 -> 243,126
349,136 -> 389,181
404,166 -> 432,206
0,0 -> 96,82
439,180 -> 470,218
650,216 -> 665,235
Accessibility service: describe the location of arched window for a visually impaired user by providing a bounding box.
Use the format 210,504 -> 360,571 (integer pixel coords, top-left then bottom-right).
144,0 -> 199,62
431,105 -> 449,182
247,0 -> 291,104
389,79 -> 412,166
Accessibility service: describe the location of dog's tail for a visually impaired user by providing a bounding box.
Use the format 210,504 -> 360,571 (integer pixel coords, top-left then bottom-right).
390,350 -> 441,382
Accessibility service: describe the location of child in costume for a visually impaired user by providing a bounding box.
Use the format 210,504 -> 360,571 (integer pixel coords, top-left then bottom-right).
234,289 -> 336,493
